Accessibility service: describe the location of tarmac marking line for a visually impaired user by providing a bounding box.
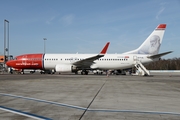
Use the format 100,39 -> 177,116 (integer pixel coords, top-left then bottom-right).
0,105 -> 52,120
88,109 -> 180,116
1,93 -> 180,116
0,93 -> 86,110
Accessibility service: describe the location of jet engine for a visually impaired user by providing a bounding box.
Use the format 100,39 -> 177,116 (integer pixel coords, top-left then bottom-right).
55,64 -> 77,72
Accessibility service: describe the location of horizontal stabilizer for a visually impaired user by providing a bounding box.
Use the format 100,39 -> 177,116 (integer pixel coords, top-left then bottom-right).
148,51 -> 173,59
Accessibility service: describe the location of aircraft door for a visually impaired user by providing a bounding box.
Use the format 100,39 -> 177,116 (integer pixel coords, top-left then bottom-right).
133,56 -> 141,62
133,56 -> 137,62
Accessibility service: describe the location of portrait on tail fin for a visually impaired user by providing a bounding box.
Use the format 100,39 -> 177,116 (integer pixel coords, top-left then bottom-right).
138,35 -> 161,55
123,24 -> 166,55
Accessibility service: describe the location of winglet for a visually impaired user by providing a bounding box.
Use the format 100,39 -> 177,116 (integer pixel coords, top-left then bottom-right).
100,42 -> 110,55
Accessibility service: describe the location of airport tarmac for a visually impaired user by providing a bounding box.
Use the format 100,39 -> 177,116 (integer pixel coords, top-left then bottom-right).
0,73 -> 180,120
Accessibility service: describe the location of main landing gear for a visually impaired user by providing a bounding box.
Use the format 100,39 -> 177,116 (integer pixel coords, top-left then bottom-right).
81,70 -> 88,75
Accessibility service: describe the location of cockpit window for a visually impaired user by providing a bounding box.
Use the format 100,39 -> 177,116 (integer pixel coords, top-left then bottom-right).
13,57 -> 17,60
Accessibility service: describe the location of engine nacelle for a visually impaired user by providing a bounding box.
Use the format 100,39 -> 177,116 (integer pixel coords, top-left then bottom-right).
55,64 -> 72,72
55,64 -> 78,73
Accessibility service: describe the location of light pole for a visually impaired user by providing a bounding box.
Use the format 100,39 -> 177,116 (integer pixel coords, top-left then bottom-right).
43,38 -> 47,53
3,19 -> 9,72
4,19 -> 9,61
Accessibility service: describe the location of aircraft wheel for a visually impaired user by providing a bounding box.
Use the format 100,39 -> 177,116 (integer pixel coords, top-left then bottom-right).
81,70 -> 88,75
85,71 -> 88,75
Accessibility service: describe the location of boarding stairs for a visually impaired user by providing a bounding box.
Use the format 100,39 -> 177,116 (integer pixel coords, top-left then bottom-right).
134,61 -> 150,76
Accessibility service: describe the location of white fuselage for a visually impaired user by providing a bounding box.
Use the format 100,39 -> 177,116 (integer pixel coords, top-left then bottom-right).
43,53 -> 155,71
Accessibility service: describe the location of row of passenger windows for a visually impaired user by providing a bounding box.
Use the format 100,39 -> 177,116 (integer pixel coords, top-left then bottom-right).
45,58 -> 59,61
19,58 -> 128,61
44,58 -> 128,61
98,59 -> 128,61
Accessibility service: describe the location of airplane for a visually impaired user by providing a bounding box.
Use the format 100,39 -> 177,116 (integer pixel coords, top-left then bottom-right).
6,24 -> 172,75
6,42 -> 110,74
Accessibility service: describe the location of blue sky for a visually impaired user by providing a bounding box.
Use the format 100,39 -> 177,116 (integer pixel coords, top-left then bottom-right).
0,0 -> 180,59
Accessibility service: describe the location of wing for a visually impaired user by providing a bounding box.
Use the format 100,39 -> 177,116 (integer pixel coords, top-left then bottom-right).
148,51 -> 173,59
73,42 -> 110,68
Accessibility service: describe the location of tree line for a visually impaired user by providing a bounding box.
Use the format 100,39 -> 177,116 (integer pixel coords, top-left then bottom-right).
145,58 -> 180,70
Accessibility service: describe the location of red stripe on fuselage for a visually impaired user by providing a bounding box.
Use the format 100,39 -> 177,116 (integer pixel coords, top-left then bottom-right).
6,54 -> 44,70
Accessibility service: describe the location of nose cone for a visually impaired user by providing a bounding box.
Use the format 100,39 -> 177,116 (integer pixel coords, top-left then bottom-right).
6,60 -> 14,67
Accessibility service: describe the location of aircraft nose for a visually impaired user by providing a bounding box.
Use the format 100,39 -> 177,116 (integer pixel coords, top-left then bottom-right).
6,60 -> 14,67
